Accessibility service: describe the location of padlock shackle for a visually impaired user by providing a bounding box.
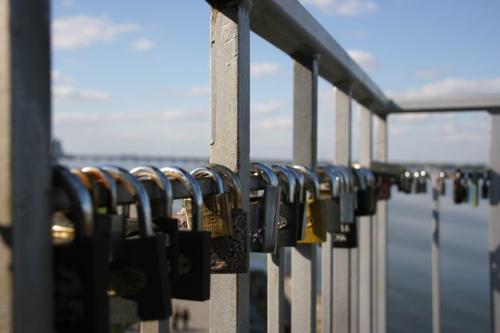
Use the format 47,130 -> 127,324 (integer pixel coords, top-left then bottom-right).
161,166 -> 203,231
81,166 -> 118,214
272,165 -> 296,203
352,168 -> 367,190
284,166 -> 306,203
317,165 -> 342,198
54,165 -> 94,237
250,162 -> 279,187
332,166 -> 354,194
207,164 -> 242,209
191,167 -> 225,194
291,165 -> 320,199
130,166 -> 174,219
102,166 -> 154,237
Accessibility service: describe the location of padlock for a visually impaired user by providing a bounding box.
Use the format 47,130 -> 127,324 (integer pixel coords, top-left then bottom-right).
468,172 -> 479,207
130,166 -> 175,314
206,163 -> 248,273
453,170 -> 466,204
272,165 -> 300,247
316,165 -> 342,233
102,166 -> 170,322
189,166 -> 233,237
162,166 -> 211,301
284,166 -> 307,241
292,165 -> 326,244
398,171 -> 413,194
330,166 -> 357,248
376,176 -> 392,200
52,165 -> 109,333
438,171 -> 447,196
81,166 -> 125,263
353,167 -> 377,216
481,172 -> 490,199
248,162 -> 281,252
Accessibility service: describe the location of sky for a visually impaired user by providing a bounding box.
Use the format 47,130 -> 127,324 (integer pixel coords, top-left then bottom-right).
51,0 -> 500,163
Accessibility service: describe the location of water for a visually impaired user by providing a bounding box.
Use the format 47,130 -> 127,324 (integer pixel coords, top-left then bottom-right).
61,158 -> 491,332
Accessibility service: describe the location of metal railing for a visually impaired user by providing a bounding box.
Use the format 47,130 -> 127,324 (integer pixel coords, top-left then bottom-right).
1,0 -> 500,333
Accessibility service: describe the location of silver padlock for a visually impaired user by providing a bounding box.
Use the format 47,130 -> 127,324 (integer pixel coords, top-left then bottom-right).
333,166 -> 355,224
249,162 -> 281,253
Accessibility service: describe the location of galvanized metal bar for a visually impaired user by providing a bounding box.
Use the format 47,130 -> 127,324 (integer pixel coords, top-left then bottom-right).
209,3 -> 251,332
393,95 -> 500,113
0,1 -> 52,332
321,232 -> 333,333
333,85 -> 353,333
268,249 -> 285,333
292,56 -> 319,333
358,104 -> 373,333
489,109 -> 500,333
374,114 -> 388,333
431,174 -> 441,333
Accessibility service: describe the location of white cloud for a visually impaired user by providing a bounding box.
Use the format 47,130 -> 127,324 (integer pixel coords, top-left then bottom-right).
165,84 -> 210,98
251,62 -> 280,78
300,0 -> 376,16
53,85 -> 111,102
52,15 -> 140,50
259,116 -> 292,129
131,38 -> 155,51
253,100 -> 286,114
388,77 -> 500,100
347,49 -> 378,71
52,70 -> 74,83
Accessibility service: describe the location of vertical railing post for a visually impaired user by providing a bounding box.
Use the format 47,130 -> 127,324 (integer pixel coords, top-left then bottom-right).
292,56 -> 319,333
431,172 -> 441,333
358,104 -> 373,333
0,1 -> 52,332
209,3 -> 251,332
374,113 -> 388,333
333,84 -> 353,333
489,109 -> 500,333
268,249 -> 285,333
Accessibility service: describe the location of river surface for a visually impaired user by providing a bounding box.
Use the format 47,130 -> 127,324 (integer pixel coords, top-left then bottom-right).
62,158 -> 491,332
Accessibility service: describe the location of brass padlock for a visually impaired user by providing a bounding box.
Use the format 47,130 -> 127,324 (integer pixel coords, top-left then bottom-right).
292,165 -> 325,244
187,166 -> 233,238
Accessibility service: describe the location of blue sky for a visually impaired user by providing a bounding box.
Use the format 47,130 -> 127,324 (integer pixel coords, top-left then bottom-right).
51,0 -> 499,163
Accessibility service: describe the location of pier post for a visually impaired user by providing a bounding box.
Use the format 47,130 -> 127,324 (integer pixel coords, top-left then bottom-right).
431,172 -> 441,333
374,113 -> 388,333
489,109 -> 500,333
333,84 -> 354,333
358,104 -> 373,333
209,3 -> 251,332
292,56 -> 319,333
0,1 -> 52,332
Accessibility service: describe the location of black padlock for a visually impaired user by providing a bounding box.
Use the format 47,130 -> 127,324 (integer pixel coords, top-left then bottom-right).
130,166 -> 175,314
453,170 -> 467,204
285,166 -> 308,242
248,163 -> 281,252
438,171 -> 447,196
376,176 -> 392,200
162,166 -> 211,301
331,166 -> 357,248
354,167 -> 377,216
317,165 -> 342,234
398,171 -> 413,194
52,165 -> 108,333
482,173 -> 490,199
103,166 -> 171,322
272,165 -> 300,247
206,164 -> 248,273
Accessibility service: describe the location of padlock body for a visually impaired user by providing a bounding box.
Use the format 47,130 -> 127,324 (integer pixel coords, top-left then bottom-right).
171,230 -> 211,301
211,209 -> 248,273
53,235 -> 108,333
297,199 -> 327,244
112,234 -> 171,320
333,221 -> 358,248
355,188 -> 377,216
277,201 -> 300,247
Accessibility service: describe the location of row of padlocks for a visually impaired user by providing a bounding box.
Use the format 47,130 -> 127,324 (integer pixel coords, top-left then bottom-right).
51,163 -> 489,332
